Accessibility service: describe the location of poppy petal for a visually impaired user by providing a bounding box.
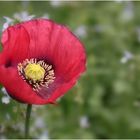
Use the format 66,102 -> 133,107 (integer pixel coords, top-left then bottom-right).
1,25 -> 30,65
0,65 -> 52,104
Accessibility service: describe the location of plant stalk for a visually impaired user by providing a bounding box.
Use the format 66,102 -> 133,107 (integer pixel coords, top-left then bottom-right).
25,104 -> 32,138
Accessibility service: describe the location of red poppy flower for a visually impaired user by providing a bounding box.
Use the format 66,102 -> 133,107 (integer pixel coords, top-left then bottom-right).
0,19 -> 86,105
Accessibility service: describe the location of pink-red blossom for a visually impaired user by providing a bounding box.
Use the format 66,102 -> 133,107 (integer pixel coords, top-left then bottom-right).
0,19 -> 86,105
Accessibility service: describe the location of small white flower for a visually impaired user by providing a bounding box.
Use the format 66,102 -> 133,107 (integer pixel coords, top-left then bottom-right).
2,96 -> 10,104
39,131 -> 49,139
121,2 -> 134,21
75,25 -> 87,38
2,11 -> 35,31
120,57 -> 127,64
50,0 -> 62,7
120,51 -> 133,64
1,87 -> 9,96
35,118 -> 45,129
42,14 -> 50,19
13,11 -> 35,22
1,87 -> 11,104
2,16 -> 14,31
80,116 -> 89,128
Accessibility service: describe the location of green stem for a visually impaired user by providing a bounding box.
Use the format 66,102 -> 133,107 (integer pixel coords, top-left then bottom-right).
25,104 -> 32,138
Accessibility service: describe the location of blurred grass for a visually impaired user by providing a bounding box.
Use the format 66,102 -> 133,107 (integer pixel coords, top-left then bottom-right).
0,1 -> 140,139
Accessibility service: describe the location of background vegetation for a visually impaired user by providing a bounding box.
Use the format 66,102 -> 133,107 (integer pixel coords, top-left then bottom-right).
0,1 -> 140,139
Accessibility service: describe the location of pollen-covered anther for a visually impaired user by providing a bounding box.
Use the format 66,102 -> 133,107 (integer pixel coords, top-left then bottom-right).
24,63 -> 45,81
17,58 -> 55,92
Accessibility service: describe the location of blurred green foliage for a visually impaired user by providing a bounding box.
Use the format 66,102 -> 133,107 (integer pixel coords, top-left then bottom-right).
0,1 -> 140,139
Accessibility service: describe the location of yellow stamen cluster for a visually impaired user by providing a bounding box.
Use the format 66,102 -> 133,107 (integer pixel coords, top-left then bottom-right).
24,63 -> 45,81
17,58 -> 55,92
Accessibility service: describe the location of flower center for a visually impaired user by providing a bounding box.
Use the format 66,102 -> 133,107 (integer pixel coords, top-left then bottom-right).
17,58 -> 55,92
24,63 -> 45,81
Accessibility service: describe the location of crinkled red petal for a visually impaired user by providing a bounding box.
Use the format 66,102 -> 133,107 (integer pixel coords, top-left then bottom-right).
0,19 -> 86,104
0,65 -> 52,104
1,25 -> 30,65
